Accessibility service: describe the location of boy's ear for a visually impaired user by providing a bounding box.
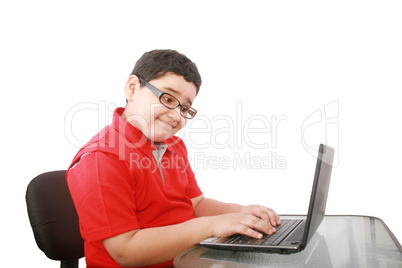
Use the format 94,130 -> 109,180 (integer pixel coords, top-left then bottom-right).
124,75 -> 141,101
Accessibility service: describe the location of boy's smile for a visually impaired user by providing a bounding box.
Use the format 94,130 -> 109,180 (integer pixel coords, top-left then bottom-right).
123,72 -> 197,142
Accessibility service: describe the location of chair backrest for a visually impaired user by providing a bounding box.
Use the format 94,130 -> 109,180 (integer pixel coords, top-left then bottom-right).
26,170 -> 84,267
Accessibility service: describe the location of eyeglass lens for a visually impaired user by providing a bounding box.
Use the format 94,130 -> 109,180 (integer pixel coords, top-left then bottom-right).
159,93 -> 196,119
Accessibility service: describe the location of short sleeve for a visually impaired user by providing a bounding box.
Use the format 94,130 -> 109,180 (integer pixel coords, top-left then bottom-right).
67,152 -> 140,242
186,165 -> 202,199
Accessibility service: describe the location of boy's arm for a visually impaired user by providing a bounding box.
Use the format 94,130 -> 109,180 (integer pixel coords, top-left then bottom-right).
192,195 -> 281,228
102,211 -> 273,267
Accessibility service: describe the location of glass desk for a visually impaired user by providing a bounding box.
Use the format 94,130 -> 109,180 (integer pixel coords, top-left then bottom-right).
174,215 -> 402,267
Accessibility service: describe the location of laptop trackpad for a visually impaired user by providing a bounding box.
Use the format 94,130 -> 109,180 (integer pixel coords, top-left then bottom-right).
286,221 -> 305,242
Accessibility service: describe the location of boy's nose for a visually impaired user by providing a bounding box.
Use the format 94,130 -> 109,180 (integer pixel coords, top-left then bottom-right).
168,106 -> 181,122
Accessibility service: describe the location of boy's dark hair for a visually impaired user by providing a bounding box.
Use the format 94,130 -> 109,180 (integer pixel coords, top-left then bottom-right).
131,49 -> 202,94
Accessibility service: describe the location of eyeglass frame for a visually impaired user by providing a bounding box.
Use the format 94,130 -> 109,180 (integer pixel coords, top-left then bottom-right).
138,77 -> 197,119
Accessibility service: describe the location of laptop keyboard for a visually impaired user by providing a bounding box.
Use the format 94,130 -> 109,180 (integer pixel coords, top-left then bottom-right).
216,219 -> 303,246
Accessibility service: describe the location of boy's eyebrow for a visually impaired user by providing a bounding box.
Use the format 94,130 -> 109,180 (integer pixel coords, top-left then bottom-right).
164,87 -> 193,106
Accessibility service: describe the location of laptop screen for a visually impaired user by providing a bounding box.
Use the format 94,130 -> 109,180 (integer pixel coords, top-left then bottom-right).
301,144 -> 335,248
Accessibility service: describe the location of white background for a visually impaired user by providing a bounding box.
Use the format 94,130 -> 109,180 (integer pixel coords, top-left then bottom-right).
1,1 -> 401,266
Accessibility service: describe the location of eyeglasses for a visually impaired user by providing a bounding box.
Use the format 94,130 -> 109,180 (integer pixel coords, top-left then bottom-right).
139,77 -> 197,119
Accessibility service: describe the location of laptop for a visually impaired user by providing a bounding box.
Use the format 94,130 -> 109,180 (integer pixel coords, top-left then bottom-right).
200,144 -> 335,254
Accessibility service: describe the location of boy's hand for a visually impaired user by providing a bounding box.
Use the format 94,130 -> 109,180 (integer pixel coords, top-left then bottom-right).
209,213 -> 274,239
209,206 -> 281,239
239,205 -> 281,228
191,197 -> 281,239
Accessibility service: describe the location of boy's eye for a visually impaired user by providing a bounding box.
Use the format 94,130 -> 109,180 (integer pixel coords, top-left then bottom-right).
181,106 -> 190,113
161,94 -> 180,108
163,95 -> 174,103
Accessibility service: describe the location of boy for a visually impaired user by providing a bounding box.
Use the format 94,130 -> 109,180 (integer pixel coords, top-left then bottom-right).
67,49 -> 281,267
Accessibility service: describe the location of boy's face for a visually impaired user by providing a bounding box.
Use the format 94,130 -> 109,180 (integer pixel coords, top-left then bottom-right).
123,72 -> 197,142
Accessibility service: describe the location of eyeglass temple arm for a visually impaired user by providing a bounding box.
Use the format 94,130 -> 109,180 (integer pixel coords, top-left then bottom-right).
139,77 -> 163,98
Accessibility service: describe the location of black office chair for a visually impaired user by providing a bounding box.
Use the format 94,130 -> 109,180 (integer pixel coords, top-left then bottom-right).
26,170 -> 84,268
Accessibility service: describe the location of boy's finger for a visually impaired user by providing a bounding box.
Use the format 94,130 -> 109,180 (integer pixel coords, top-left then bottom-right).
253,216 -> 277,235
256,207 -> 281,227
267,210 -> 281,227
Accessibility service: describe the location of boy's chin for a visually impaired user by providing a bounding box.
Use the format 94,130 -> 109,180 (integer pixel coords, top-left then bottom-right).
147,133 -> 172,143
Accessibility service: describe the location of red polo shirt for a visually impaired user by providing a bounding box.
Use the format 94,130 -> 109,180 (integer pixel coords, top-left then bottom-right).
66,107 -> 202,268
